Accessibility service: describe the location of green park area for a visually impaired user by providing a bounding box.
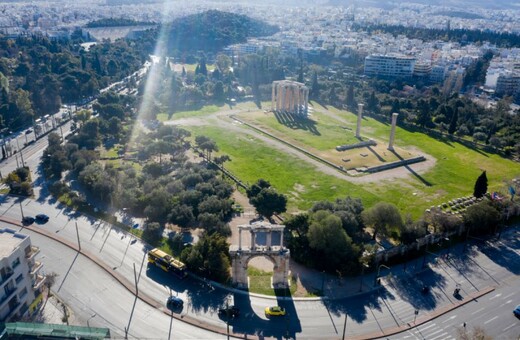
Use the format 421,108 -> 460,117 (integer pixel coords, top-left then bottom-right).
158,101 -> 520,218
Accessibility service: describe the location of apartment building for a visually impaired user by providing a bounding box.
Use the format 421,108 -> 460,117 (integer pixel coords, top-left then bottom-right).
364,54 -> 416,78
496,71 -> 520,96
0,228 -> 45,322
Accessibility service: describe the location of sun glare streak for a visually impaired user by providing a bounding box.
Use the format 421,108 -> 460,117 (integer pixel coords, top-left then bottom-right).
128,0 -> 173,148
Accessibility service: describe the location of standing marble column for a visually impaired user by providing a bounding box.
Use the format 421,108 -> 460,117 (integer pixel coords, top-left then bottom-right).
356,103 -> 364,138
388,112 -> 399,151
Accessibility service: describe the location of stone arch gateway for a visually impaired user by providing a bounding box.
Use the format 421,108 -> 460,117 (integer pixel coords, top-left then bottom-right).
229,222 -> 290,289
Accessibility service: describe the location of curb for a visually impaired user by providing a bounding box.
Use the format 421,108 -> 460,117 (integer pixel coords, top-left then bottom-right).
349,286 -> 496,340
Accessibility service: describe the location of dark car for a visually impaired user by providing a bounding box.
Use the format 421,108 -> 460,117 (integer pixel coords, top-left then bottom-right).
218,305 -> 240,318
22,216 -> 35,225
35,214 -> 49,223
514,305 -> 520,317
166,296 -> 183,309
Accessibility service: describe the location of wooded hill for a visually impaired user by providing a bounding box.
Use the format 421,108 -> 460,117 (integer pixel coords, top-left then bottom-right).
160,10 -> 279,53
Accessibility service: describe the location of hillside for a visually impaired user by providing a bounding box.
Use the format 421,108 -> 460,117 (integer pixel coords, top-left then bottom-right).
161,10 -> 279,53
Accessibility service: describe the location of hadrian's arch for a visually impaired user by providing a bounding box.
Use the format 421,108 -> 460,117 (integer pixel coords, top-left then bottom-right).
229,222 -> 290,289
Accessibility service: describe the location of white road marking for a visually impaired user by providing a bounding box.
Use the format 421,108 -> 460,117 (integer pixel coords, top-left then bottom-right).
430,332 -> 448,340
503,292 -> 515,299
418,323 -> 436,331
501,299 -> 513,306
441,315 -> 457,323
471,307 -> 485,315
503,323 -> 517,331
484,316 -> 498,325
428,329 -> 444,337
489,293 -> 502,300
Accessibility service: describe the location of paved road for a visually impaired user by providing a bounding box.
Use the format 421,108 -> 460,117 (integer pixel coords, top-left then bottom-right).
1,194 -> 518,339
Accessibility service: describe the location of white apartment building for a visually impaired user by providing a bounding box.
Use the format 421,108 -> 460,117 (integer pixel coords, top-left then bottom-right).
364,54 -> 416,78
496,71 -> 520,96
0,228 -> 45,322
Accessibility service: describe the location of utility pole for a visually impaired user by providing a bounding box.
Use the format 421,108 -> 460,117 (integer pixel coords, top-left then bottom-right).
342,314 -> 348,340
19,202 -> 24,219
133,263 -> 138,296
75,222 -> 81,251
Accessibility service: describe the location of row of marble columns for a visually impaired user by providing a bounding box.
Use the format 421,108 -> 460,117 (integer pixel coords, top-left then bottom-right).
355,103 -> 399,151
271,81 -> 309,116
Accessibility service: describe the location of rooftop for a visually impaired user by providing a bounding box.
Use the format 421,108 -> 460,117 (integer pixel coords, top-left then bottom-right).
0,228 -> 27,258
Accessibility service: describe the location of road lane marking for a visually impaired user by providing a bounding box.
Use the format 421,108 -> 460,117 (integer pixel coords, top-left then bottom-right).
430,332 -> 448,340
471,307 -> 484,315
489,293 -> 502,300
501,299 -> 513,306
503,292 -> 515,299
484,316 -> 498,325
427,329 -> 444,337
441,315 -> 457,324
503,323 -> 516,331
419,323 -> 436,331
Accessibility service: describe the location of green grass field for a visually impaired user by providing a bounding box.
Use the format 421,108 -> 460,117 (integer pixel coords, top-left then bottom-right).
247,267 -> 297,296
183,103 -> 520,218
157,105 -> 221,121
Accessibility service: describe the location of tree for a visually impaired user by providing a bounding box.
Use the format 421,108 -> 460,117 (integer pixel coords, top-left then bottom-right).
142,222 -> 164,246
463,201 -> 500,235
307,211 -> 358,271
346,84 -> 356,109
362,202 -> 403,240
448,107 -> 458,135
473,170 -> 488,198
310,71 -> 319,99
247,182 -> 287,219
180,232 -> 230,282
42,272 -> 59,311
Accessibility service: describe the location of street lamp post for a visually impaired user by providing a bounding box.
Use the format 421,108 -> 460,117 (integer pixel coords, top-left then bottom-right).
87,313 -> 96,327
374,264 -> 390,287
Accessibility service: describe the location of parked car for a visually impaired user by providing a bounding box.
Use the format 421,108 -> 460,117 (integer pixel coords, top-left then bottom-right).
218,305 -> 240,318
265,306 -> 286,317
22,216 -> 35,225
166,296 -> 183,309
514,305 -> 520,317
35,214 -> 49,223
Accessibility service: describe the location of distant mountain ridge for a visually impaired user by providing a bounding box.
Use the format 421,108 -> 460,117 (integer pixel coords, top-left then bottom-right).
160,10 -> 279,54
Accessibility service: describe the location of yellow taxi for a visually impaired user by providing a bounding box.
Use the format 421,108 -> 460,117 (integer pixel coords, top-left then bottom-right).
265,306 -> 286,317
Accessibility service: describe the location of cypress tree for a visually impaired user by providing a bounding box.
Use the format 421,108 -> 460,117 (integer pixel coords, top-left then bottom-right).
473,170 -> 488,198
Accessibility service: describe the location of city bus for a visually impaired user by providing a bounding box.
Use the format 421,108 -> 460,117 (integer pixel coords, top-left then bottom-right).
147,248 -> 187,279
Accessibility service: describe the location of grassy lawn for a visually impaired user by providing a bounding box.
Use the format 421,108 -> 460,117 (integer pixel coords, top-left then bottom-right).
187,125 -> 380,212
157,105 -> 221,121
185,102 -> 520,218
247,267 -> 297,296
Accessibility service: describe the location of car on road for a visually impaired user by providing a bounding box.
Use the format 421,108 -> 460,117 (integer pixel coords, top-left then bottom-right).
22,216 -> 35,225
218,305 -> 240,318
35,214 -> 49,223
265,306 -> 286,317
514,305 -> 520,317
166,296 -> 183,309
25,129 -> 33,134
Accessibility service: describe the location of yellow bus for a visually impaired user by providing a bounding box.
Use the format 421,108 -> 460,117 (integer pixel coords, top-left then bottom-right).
147,248 -> 187,278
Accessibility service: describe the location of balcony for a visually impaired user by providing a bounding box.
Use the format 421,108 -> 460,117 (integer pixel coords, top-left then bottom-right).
30,261 -> 43,276
0,268 -> 14,286
25,246 -> 40,260
32,274 -> 46,290
0,286 -> 17,307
